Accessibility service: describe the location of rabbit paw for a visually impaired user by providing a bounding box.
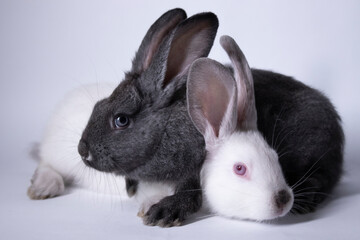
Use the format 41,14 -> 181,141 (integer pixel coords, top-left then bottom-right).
27,165 -> 65,200
137,194 -> 165,219
142,196 -> 186,227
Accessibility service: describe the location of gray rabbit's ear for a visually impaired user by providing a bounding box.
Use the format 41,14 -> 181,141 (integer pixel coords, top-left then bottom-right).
220,35 -> 258,130
187,58 -> 237,146
141,12 -> 218,100
162,12 -> 219,87
131,8 -> 187,74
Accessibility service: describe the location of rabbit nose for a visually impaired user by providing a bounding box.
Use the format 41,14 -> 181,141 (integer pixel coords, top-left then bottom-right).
275,189 -> 291,209
78,139 -> 92,162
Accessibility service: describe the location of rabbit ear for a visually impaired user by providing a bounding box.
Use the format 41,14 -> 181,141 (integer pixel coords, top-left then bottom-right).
137,12 -> 218,102
187,58 -> 237,146
220,35 -> 258,130
162,12 -> 218,87
131,8 -> 187,74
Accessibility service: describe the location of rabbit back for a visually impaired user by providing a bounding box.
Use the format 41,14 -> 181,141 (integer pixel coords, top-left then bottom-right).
253,69 -> 344,212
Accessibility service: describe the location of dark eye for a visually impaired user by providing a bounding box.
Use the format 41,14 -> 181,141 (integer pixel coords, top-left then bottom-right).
113,115 -> 129,129
233,163 -> 247,176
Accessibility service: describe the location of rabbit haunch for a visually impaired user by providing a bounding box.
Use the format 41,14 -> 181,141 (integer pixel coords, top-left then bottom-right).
27,83 -> 126,200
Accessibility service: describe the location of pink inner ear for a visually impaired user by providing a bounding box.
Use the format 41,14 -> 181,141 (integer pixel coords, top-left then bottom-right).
220,35 -> 257,130
143,15 -> 184,71
164,22 -> 213,87
201,80 -> 230,137
187,58 -> 237,139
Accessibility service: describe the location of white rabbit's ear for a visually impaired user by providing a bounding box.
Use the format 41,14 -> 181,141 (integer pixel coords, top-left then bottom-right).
220,35 -> 257,130
187,58 -> 237,146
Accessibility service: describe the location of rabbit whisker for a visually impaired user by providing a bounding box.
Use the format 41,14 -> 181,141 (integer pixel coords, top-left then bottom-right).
291,149 -> 330,190
271,105 -> 286,148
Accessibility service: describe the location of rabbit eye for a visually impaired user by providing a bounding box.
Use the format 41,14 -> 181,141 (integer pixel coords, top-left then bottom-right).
233,163 -> 247,176
113,115 -> 129,129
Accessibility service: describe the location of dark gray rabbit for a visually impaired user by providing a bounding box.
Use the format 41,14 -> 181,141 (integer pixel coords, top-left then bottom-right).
251,68 -> 344,214
78,8 -> 218,227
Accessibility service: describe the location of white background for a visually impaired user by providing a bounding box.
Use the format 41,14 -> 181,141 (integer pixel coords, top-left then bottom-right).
0,0 -> 359,239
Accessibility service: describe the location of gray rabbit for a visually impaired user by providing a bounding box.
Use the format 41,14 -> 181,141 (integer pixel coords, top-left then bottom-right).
77,9 -> 218,227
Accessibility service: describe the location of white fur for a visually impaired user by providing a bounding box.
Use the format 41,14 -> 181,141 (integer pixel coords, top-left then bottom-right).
28,83 -> 129,199
28,165 -> 65,199
134,181 -> 175,217
202,131 -> 293,221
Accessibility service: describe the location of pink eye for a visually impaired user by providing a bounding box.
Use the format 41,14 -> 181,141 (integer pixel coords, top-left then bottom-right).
233,163 -> 247,176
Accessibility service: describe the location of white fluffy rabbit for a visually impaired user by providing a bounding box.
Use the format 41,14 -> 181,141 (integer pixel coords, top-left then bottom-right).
185,35 -> 294,221
135,35 -> 294,222
27,82 -> 129,199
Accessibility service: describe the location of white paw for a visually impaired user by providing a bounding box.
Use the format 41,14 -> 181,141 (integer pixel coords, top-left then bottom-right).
137,195 -> 164,218
27,165 -> 65,200
134,181 -> 175,218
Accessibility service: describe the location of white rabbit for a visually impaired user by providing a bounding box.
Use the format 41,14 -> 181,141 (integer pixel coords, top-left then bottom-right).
27,82 -> 170,206
27,82 -> 128,199
185,35 -> 294,221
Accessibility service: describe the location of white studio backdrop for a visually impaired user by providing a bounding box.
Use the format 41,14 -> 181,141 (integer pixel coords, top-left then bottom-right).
0,1 -> 359,239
